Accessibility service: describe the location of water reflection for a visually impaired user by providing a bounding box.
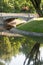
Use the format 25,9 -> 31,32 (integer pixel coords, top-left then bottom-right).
0,59 -> 6,65
0,53 -> 25,65
9,53 -> 25,65
0,36 -> 43,65
39,47 -> 43,60
0,47 -> 43,65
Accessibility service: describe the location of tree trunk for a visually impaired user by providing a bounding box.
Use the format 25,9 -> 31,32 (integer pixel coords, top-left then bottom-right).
35,7 -> 43,17
30,0 -> 43,17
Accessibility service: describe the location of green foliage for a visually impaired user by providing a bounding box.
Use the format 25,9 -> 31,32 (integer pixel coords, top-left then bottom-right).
0,0 -> 35,13
0,0 -> 43,13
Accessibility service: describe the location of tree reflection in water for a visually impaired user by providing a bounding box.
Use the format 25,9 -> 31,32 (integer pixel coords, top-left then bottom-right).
0,36 -> 43,65
23,42 -> 43,65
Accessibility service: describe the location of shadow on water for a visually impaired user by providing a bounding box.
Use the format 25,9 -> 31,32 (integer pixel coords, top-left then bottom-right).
0,36 -> 43,65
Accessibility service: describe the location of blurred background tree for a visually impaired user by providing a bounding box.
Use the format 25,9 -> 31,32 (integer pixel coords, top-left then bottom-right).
0,0 -> 43,15
0,0 -> 35,13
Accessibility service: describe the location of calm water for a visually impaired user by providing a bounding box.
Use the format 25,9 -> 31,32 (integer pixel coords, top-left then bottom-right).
0,47 -> 43,65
